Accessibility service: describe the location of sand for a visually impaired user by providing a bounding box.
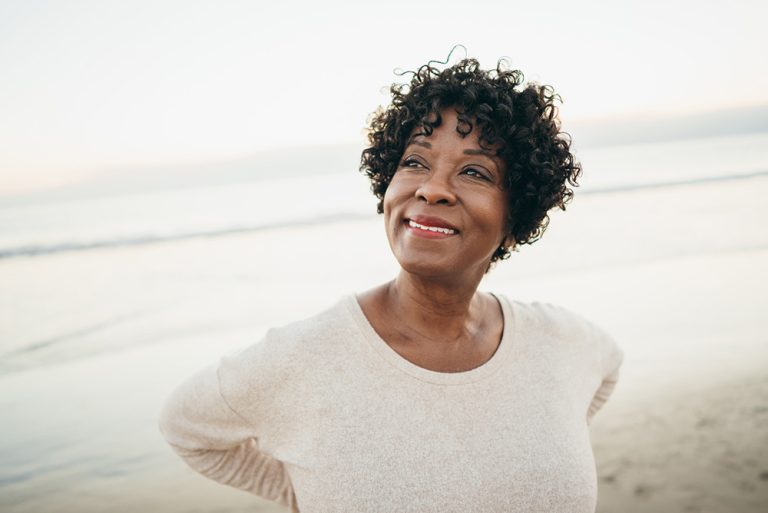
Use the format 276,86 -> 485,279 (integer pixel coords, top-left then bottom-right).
1,174 -> 767,512
593,373 -> 768,513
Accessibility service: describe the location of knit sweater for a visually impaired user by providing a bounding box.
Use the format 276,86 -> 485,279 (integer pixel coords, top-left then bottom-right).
159,294 -> 623,513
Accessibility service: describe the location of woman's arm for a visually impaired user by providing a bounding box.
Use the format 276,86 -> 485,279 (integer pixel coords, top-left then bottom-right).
158,362 -> 297,510
586,364 -> 621,424
586,324 -> 625,425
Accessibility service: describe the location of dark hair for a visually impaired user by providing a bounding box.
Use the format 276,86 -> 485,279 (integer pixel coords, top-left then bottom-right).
359,56 -> 582,263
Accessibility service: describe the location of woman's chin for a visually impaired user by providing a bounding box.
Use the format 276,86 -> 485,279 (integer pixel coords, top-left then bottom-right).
395,257 -> 485,284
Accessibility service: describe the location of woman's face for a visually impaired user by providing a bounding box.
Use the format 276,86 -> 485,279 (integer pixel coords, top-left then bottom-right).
383,108 -> 510,280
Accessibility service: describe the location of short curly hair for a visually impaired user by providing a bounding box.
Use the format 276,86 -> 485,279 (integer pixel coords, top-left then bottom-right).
360,56 -> 582,263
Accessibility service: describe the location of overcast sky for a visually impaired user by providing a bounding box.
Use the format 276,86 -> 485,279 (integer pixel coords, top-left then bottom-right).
1,0 -> 766,193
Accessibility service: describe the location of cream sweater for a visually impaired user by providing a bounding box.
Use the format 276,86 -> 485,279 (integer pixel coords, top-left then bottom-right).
159,294 -> 623,513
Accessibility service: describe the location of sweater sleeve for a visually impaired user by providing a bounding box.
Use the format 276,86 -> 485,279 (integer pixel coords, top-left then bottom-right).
586,327 -> 624,425
158,361 -> 297,511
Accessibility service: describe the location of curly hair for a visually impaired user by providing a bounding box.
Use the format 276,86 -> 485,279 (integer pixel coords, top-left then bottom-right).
359,56 -> 582,263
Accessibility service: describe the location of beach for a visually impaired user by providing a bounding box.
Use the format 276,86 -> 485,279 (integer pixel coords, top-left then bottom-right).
1,160 -> 767,511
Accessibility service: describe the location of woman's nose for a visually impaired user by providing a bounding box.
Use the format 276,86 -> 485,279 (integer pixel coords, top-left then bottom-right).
415,171 -> 457,205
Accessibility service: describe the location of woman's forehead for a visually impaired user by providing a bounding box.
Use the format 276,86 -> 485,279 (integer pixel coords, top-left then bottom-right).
406,121 -> 503,154
410,108 -> 501,141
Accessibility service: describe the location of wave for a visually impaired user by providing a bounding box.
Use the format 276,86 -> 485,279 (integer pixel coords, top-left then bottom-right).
578,169 -> 768,194
1,310 -> 151,359
0,211 -> 373,260
2,170 -> 766,261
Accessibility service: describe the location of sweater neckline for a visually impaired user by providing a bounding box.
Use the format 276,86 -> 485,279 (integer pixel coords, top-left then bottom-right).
344,293 -> 516,385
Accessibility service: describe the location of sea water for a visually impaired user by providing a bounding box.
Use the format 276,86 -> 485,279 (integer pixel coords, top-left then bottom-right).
1,132 -> 766,259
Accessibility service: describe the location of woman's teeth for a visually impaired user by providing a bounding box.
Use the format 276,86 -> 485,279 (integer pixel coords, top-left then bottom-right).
408,220 -> 456,234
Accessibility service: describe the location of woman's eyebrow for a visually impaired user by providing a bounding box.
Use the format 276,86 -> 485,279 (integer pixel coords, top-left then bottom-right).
463,148 -> 495,157
405,137 -> 431,149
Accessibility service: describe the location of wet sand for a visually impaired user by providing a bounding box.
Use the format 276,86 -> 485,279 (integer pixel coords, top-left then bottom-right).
594,372 -> 768,513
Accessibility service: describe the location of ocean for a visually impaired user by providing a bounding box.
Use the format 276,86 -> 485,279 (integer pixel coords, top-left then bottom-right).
1,132 -> 766,260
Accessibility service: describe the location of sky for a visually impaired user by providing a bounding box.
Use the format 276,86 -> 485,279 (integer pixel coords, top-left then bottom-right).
1,0 -> 766,193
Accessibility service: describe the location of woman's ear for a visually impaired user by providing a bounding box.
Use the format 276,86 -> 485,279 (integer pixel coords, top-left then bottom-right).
502,234 -> 515,250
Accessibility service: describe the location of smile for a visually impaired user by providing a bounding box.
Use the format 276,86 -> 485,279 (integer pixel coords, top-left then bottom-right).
406,219 -> 457,236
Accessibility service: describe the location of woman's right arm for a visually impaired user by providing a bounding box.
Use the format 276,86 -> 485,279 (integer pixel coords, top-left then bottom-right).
158,361 -> 297,510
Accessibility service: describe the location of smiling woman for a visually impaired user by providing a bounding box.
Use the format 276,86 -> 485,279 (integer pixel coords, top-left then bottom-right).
361,57 -> 582,264
159,55 -> 624,513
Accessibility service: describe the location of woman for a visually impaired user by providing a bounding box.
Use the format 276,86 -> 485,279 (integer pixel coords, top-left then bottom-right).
159,56 -> 624,513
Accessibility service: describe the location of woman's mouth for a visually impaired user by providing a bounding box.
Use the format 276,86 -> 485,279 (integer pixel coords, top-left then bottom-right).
404,217 -> 458,238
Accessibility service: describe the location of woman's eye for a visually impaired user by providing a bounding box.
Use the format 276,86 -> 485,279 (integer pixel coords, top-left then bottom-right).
463,168 -> 489,180
400,158 -> 422,168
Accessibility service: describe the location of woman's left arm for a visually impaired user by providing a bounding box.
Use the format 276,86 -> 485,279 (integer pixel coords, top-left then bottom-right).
586,328 -> 624,425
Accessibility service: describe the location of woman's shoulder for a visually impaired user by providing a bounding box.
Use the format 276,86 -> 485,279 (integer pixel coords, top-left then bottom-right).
269,295 -> 363,349
495,294 -> 622,358
219,296 -> 354,369
495,294 -> 589,329
216,296 -> 361,414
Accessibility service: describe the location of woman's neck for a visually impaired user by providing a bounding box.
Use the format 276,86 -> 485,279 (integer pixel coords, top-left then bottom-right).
382,270 -> 486,344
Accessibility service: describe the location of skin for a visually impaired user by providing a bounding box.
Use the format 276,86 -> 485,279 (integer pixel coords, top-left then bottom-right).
357,108 -> 514,373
